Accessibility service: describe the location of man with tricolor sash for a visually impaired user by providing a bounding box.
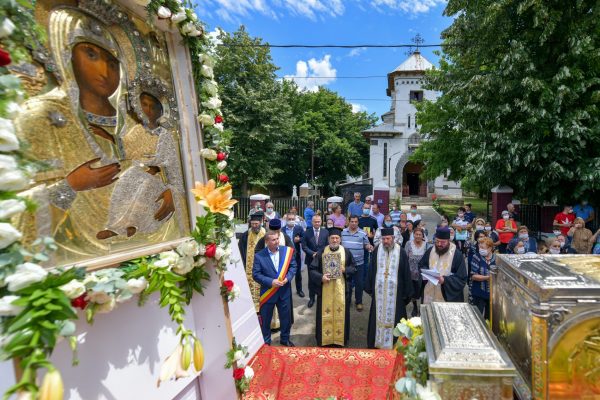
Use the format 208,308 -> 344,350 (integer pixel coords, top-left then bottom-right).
252,230 -> 297,346
309,227 -> 356,347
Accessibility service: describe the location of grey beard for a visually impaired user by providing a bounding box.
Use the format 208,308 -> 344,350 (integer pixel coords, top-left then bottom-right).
435,245 -> 450,255
383,243 -> 395,251
329,244 -> 339,251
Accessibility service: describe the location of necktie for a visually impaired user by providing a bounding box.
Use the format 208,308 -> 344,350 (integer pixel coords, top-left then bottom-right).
315,229 -> 319,243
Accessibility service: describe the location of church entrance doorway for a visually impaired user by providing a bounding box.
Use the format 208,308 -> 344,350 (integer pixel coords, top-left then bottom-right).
402,162 -> 426,197
407,173 -> 420,196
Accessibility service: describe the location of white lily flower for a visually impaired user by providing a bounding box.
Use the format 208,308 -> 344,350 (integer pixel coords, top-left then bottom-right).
0,222 -> 21,250
171,11 -> 187,23
216,160 -> 227,171
0,199 -> 26,219
213,122 -> 224,132
202,97 -> 222,110
244,366 -> 254,379
0,169 -> 28,191
187,29 -> 202,37
203,81 -> 218,96
0,18 -> 16,38
0,118 -> 19,152
233,350 -> 244,361
409,316 -> 422,327
59,279 -> 86,299
126,277 -> 148,294
0,295 -> 23,316
0,154 -> 17,171
200,65 -> 214,79
172,256 -> 194,275
5,262 -> 47,292
5,102 -> 22,118
157,6 -> 172,19
180,22 -> 195,35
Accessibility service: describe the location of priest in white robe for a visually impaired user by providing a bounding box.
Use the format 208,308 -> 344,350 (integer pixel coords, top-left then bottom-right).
365,228 -> 414,349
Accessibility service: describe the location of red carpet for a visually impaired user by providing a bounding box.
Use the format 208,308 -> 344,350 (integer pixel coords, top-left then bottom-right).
244,346 -> 404,400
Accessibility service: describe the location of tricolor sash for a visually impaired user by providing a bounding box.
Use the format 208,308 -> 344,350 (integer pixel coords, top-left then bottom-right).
259,246 -> 294,308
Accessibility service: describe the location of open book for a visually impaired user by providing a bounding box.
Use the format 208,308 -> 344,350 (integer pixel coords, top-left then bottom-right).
421,269 -> 441,286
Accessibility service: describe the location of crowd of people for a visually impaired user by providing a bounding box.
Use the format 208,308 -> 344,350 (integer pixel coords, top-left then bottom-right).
239,194 -> 599,349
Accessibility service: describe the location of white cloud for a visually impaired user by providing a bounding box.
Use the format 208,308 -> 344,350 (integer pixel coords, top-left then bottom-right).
200,0 -> 444,21
370,0 -> 447,14
284,55 -> 337,92
347,47 -> 367,57
351,103 -> 367,113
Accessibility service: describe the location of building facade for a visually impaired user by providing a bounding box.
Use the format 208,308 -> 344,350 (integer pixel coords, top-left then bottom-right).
363,51 -> 462,199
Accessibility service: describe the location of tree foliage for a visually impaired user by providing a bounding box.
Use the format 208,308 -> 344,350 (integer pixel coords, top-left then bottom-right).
413,0 -> 600,204
213,26 -> 376,196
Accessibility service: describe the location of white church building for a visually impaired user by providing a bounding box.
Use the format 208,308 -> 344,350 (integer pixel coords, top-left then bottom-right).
363,51 -> 462,199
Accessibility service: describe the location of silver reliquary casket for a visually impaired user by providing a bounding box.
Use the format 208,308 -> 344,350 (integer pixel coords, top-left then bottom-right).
421,302 -> 516,400
490,254 -> 600,400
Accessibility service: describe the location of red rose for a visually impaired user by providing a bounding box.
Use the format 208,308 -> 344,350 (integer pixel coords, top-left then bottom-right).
223,280 -> 234,292
216,152 -> 227,162
71,294 -> 88,310
205,243 -> 217,258
233,367 -> 245,380
218,174 -> 229,183
401,337 -> 410,347
0,48 -> 11,67
215,115 -> 223,124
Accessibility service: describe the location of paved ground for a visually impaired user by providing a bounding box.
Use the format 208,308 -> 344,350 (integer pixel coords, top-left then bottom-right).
270,205 -> 443,348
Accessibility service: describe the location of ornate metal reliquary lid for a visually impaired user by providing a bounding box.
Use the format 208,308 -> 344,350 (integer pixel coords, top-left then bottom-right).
422,302 -> 516,376
497,254 -> 600,291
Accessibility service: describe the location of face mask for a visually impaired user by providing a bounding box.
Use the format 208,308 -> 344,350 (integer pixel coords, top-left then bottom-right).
362,209 -> 370,216
450,235 -> 455,241
384,222 -> 393,227
502,214 -> 509,220
286,220 -> 295,227
485,226 -> 492,231
559,241 -> 566,248
458,213 -> 464,218
568,209 -> 573,214
518,233 -> 528,239
476,225 -> 484,231
553,230 -> 561,236
549,247 -> 560,254
410,209 -> 416,214
479,248 -> 489,257
267,208 -> 273,212
328,208 -> 332,213
516,247 -> 525,254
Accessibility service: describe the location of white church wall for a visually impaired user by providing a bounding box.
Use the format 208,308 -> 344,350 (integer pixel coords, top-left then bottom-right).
434,176 -> 463,198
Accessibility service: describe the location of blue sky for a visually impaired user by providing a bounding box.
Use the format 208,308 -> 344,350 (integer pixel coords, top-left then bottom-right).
195,0 -> 453,119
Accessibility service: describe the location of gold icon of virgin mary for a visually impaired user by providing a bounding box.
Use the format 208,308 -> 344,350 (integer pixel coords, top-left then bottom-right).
14,5 -> 190,268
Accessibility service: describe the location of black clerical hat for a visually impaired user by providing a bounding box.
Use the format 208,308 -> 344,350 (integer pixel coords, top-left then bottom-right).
436,226 -> 451,240
249,213 -> 263,222
268,219 -> 282,230
381,227 -> 395,236
328,227 -> 343,237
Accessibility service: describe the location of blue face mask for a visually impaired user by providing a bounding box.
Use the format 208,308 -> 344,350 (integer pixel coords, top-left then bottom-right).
362,209 -> 370,216
384,222 -> 393,227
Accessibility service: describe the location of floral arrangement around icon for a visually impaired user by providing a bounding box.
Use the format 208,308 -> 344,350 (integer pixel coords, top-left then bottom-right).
0,0 -> 251,398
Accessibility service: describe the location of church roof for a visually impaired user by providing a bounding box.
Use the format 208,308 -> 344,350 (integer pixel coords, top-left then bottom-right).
362,123 -> 403,137
392,51 -> 434,73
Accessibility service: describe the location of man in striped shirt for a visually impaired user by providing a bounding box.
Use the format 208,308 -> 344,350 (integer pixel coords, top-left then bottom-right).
342,216 -> 373,311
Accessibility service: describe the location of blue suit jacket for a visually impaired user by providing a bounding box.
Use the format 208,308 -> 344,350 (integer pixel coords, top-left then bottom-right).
252,246 -> 297,305
301,227 -> 329,267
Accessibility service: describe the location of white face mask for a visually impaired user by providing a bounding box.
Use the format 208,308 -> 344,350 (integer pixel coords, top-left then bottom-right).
516,247 -> 525,254
518,233 -> 528,239
485,226 -> 492,231
476,225 -> 484,231
286,220 -> 295,227
479,248 -> 489,257
502,214 -> 509,220
450,235 -> 455,241
559,241 -> 566,248
549,247 -> 560,254
553,230 -> 561,236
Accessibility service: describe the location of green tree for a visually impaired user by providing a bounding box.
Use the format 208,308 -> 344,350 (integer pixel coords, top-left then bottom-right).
414,0 -> 600,204
213,26 -> 293,194
278,87 -> 377,194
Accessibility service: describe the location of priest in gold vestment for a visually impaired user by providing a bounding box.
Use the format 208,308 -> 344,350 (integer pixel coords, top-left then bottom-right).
238,213 -> 265,311
309,227 -> 355,347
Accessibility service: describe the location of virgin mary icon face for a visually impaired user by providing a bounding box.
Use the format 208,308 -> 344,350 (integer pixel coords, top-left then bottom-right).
71,42 -> 120,98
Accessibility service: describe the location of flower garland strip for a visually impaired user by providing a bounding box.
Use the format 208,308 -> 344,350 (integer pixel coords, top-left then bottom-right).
393,317 -> 440,400
224,339 -> 253,393
0,0 -> 244,398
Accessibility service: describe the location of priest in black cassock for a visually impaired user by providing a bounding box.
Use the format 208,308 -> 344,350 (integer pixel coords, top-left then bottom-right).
418,226 -> 467,304
365,228 -> 413,349
309,227 -> 356,347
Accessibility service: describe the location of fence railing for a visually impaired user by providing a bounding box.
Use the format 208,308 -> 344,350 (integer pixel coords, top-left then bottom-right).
234,198 -> 330,221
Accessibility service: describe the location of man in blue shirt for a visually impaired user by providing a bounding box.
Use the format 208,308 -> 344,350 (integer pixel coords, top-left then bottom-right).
389,203 -> 402,225
573,200 -> 595,231
464,203 -> 476,223
304,201 -> 315,229
342,216 -> 373,311
347,192 -> 364,218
